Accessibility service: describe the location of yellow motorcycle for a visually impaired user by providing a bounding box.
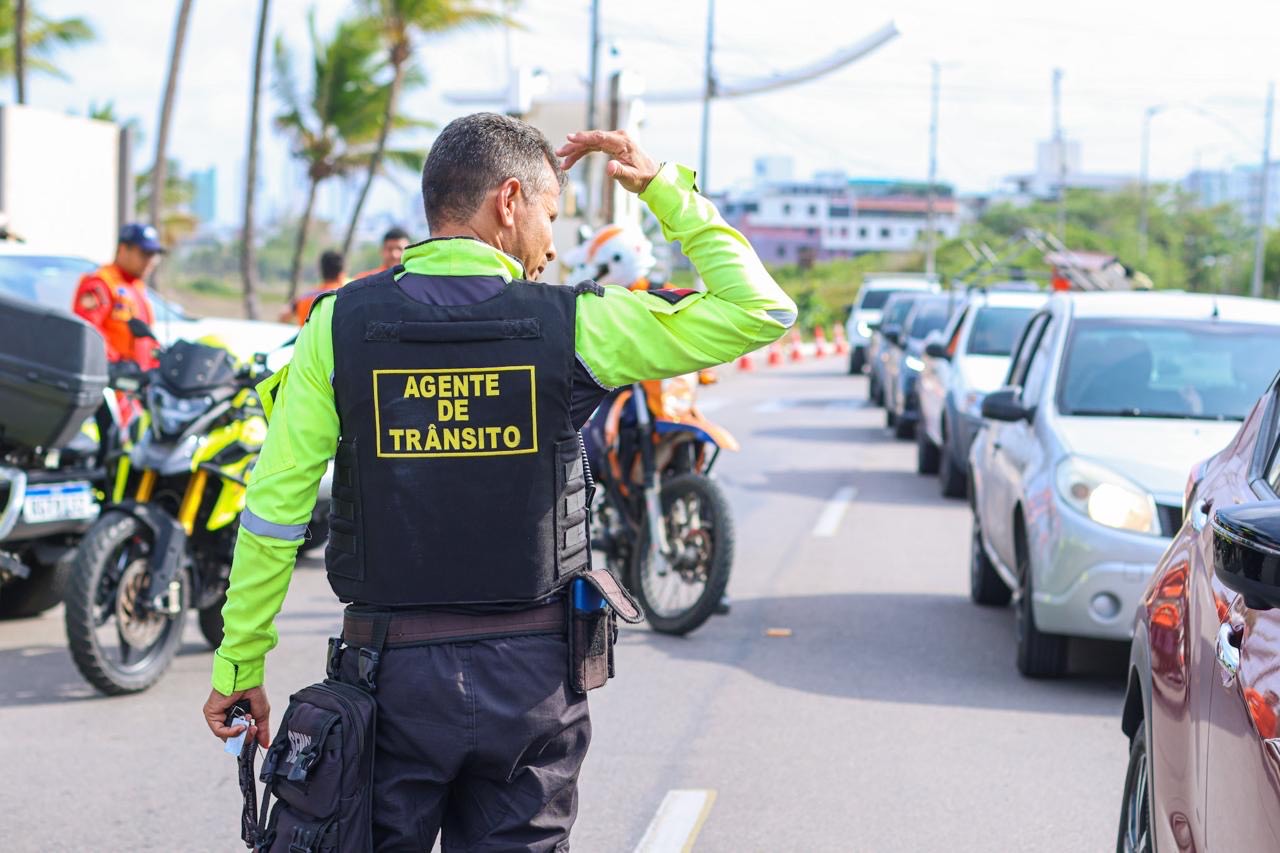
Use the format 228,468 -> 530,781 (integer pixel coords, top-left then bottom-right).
64,339 -> 269,694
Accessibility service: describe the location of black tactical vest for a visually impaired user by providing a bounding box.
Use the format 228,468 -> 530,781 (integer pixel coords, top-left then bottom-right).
326,270 -> 592,606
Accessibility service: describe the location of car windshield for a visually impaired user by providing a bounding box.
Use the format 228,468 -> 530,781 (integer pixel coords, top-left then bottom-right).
906,301 -> 951,342
860,288 -> 908,310
1058,318 -> 1280,420
882,296 -> 917,328
966,307 -> 1036,356
0,254 -> 96,311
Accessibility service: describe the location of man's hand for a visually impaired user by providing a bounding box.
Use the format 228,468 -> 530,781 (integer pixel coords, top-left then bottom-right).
203,685 -> 271,749
557,130 -> 659,195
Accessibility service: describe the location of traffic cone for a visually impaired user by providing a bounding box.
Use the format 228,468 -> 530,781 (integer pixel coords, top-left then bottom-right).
789,328 -> 805,361
833,324 -> 850,355
767,342 -> 784,366
736,351 -> 755,371
814,326 -> 830,357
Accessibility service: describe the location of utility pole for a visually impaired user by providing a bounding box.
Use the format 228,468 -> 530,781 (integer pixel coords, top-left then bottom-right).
584,0 -> 601,224
699,0 -> 716,191
1252,81 -> 1274,299
1138,105 -> 1164,261
1053,68 -> 1066,241
925,60 -> 940,276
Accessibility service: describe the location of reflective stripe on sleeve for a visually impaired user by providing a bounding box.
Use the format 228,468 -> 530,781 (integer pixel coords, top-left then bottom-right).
238,507 -> 308,542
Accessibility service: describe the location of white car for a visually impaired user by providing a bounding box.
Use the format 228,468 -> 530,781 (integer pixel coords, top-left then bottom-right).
0,243 -> 298,368
916,289 -> 1047,497
845,274 -> 937,374
967,291 -> 1280,678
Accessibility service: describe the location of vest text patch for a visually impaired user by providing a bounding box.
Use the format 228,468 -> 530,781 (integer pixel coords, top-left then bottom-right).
373,366 -> 538,458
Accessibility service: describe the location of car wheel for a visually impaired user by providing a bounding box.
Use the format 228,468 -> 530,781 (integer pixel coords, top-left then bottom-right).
939,420 -> 968,499
849,349 -> 865,374
969,512 -> 1011,606
886,406 -> 897,428
1115,724 -> 1154,853
894,414 -> 915,440
1014,525 -> 1068,678
916,425 -> 940,474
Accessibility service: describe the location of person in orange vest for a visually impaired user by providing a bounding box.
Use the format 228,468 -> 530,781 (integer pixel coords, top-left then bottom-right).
351,226 -> 411,279
282,250 -> 346,325
72,223 -> 164,370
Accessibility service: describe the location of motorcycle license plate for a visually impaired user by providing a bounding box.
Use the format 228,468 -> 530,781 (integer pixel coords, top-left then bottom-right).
20,481 -> 98,524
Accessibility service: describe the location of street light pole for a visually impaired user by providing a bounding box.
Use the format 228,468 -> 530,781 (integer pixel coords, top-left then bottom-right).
1053,68 -> 1066,241
925,60 -> 940,277
699,0 -> 716,191
1251,81 -> 1274,299
1138,105 -> 1164,261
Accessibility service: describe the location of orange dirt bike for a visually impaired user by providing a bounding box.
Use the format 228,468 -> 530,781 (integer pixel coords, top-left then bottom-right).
583,374 -> 737,635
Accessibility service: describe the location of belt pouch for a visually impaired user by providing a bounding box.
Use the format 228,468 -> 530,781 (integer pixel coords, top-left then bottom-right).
569,579 -> 615,693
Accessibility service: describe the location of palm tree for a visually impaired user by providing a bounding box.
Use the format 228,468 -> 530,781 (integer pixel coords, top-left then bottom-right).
149,0 -> 195,243
240,0 -> 271,321
275,13 -> 425,300
0,0 -> 95,101
135,158 -> 198,247
340,0 -> 507,256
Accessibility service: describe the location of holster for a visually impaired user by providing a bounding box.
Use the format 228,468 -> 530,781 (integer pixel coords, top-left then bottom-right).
566,568 -> 643,694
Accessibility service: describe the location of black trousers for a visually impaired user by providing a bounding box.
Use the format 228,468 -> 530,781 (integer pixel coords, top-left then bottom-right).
340,633 -> 590,852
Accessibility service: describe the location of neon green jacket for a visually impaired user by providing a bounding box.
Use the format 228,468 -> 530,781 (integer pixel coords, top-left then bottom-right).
212,162 -> 795,694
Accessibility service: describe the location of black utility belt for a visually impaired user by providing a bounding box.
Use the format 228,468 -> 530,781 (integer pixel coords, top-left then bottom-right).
341,601 -> 565,648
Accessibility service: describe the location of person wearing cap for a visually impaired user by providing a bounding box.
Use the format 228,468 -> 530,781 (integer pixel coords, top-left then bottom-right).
281,249 -> 346,326
73,223 -> 164,370
351,226 -> 411,279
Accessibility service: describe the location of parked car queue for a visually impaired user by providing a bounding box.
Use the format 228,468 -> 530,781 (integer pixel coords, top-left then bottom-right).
848,282 -> 1280,852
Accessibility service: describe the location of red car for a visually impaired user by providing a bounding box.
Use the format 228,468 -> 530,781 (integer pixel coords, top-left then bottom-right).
1119,375 -> 1280,851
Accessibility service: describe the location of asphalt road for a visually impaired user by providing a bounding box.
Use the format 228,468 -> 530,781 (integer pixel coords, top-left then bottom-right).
0,356 -> 1131,852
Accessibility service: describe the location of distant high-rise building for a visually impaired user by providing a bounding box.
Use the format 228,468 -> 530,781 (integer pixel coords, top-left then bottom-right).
191,166 -> 217,224
1184,163 -> 1280,228
753,156 -> 794,187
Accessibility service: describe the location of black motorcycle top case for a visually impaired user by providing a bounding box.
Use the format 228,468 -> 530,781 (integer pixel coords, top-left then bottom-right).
0,293 -> 109,450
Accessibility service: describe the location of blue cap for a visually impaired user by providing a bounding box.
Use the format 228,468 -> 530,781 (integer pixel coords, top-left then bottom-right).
118,222 -> 165,254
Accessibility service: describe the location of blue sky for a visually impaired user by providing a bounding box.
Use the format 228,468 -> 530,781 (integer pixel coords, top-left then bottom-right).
29,0 -> 1280,233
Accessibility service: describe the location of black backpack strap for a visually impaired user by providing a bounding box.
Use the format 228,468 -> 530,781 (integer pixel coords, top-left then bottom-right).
572,279 -> 605,297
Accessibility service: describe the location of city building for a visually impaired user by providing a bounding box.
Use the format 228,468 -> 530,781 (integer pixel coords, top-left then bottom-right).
1183,162 -> 1280,227
190,166 -> 217,225
716,159 -> 961,264
1000,139 -> 1136,199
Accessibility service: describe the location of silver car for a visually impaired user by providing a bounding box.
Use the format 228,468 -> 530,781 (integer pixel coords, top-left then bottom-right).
967,291 -> 1280,678
844,274 -> 936,374
916,289 -> 1046,497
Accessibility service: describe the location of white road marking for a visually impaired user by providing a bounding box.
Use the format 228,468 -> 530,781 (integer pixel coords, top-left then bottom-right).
633,789 -> 717,853
812,486 -> 857,537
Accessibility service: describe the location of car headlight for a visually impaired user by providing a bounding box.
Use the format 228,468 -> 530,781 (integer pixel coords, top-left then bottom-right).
905,355 -> 925,372
660,375 -> 696,418
1055,456 -> 1159,535
856,321 -> 873,338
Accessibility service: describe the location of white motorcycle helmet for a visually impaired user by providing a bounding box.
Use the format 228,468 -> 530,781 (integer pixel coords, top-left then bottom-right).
566,224 -> 657,288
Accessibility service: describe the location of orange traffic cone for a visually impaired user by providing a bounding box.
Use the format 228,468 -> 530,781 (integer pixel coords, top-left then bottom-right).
814,326 -> 830,357
833,324 -> 850,355
789,328 -> 805,361
767,342 -> 784,366
737,351 -> 755,371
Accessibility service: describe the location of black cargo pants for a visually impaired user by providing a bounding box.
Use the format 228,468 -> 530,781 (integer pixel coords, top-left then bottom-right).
338,633 -> 590,852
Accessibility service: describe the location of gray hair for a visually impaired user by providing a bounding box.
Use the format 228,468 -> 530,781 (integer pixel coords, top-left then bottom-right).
421,112 -> 567,230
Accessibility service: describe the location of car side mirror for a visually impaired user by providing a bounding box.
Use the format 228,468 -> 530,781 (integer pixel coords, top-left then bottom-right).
1213,501 -> 1280,610
925,341 -> 950,359
981,388 -> 1031,422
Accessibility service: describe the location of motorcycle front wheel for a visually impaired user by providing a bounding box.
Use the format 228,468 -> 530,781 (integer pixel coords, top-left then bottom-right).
64,511 -> 188,695
629,472 -> 734,636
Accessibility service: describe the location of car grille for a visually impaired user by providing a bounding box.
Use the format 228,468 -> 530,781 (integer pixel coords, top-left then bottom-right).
1156,503 -> 1182,537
